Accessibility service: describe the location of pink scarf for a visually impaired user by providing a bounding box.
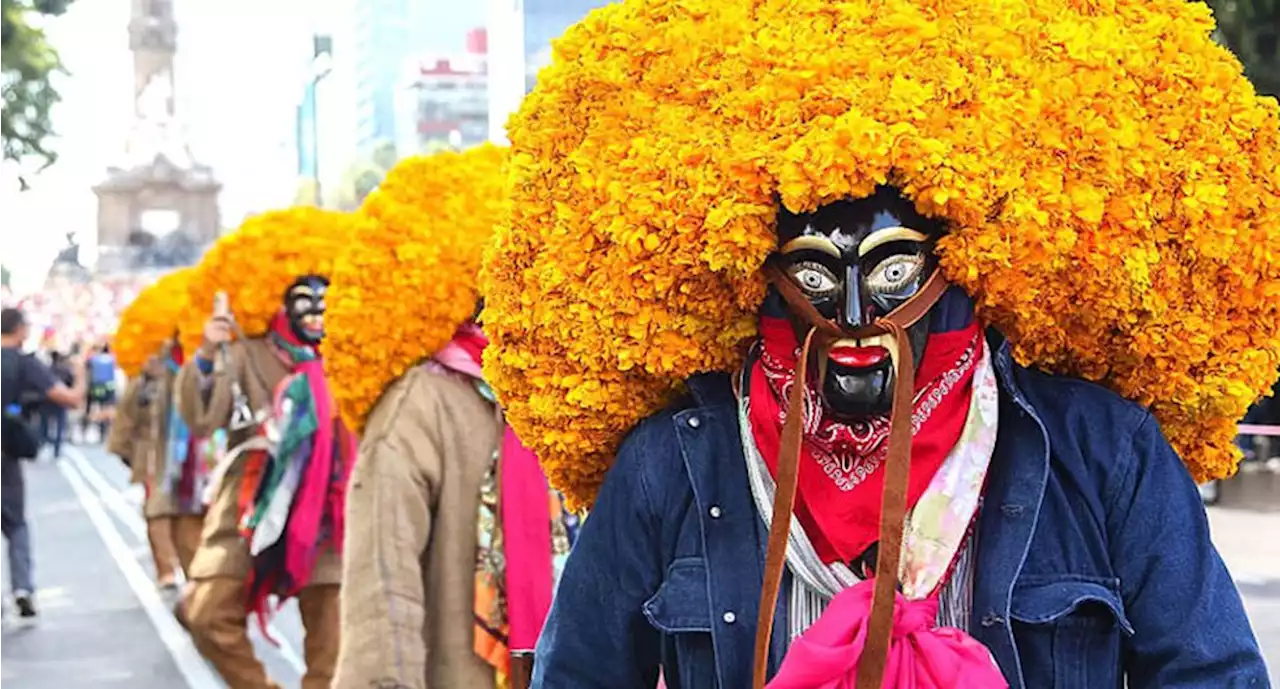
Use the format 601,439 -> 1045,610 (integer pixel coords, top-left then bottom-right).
243,312 -> 357,629
769,579 -> 1007,689
434,323 -> 555,652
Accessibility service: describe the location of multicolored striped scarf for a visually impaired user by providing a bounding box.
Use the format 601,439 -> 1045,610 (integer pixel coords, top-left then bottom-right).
164,352 -> 207,514
239,311 -> 357,631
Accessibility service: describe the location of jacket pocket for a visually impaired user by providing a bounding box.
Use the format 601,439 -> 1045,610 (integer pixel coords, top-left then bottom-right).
643,557 -> 717,689
1010,576 -> 1133,689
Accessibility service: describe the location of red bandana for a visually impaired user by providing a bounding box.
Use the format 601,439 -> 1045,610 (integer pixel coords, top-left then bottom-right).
747,316 -> 982,565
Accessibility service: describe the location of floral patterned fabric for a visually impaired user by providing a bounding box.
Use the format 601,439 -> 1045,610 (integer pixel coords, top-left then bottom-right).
471,377 -> 580,688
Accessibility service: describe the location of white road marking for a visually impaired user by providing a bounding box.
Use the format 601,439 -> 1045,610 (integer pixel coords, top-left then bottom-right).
57,457 -> 223,689
63,447 -> 307,675
1233,571 -> 1274,587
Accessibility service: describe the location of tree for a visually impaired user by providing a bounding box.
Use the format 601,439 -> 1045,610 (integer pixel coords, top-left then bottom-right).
1208,0 -> 1279,97
1,263 -> 10,288
328,139 -> 399,210
2,0 -> 74,178
370,139 -> 397,172
327,160 -> 384,210
292,177 -> 320,207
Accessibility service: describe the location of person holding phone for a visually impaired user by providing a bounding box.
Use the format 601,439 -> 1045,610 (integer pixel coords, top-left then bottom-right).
175,208 -> 357,689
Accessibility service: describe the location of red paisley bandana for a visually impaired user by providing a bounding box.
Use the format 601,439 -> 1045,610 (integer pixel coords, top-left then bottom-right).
747,315 -> 982,565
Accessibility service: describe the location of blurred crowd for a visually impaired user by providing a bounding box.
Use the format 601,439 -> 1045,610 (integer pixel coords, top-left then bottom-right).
1,274 -> 149,353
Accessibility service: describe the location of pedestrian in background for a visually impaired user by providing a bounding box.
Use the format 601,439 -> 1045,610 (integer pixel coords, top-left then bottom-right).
1,307 -> 86,620
82,343 -> 117,443
38,351 -> 74,459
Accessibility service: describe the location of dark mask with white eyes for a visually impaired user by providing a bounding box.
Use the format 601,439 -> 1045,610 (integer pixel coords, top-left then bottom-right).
284,274 -> 329,345
774,187 -> 943,419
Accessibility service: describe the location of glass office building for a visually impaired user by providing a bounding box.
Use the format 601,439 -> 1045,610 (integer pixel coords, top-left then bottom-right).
521,0 -> 615,92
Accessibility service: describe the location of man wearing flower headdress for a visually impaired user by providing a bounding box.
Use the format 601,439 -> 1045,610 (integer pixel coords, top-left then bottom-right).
108,271 -> 213,591
480,0 -> 1278,687
109,337 -> 213,589
175,209 -> 357,689
318,146 -> 578,689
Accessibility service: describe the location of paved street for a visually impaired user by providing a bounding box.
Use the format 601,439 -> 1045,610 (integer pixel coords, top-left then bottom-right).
2,443 -> 1279,688
2,444 -> 305,689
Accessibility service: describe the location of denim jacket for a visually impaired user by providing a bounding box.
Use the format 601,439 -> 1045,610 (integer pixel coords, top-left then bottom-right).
533,337 -> 1269,688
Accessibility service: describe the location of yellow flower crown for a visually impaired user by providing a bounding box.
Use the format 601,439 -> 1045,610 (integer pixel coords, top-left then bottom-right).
481,0 -> 1280,508
326,144 -> 507,434
113,267 -> 194,378
181,207 -> 359,353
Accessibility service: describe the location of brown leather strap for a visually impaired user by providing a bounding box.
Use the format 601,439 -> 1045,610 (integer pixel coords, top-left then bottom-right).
762,257 -> 948,338
510,655 -> 534,689
750,261 -> 949,689
751,326 -> 821,688
854,318 -> 915,689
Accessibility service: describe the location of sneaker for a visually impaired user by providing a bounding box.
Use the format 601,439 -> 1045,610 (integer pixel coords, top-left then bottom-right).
13,590 -> 36,619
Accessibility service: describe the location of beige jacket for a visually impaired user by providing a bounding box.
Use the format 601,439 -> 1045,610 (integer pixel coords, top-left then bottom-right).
105,377 -> 142,467
333,365 -> 500,689
107,367 -> 194,518
175,336 -> 341,583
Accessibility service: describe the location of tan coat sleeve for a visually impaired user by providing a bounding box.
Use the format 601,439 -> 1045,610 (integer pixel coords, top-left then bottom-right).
105,378 -> 143,460
334,367 -> 443,689
175,342 -> 245,438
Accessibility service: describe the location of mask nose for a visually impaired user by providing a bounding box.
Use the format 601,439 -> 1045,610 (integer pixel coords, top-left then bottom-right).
842,264 -> 865,330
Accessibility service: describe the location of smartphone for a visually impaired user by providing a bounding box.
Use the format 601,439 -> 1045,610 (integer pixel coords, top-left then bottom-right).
213,291 -> 230,319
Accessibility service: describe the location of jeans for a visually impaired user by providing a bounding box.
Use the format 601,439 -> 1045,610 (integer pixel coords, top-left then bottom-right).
39,407 -> 65,458
1,457 -> 33,593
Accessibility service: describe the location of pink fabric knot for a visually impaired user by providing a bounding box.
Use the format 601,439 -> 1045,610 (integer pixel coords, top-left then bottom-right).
768,579 -> 1008,689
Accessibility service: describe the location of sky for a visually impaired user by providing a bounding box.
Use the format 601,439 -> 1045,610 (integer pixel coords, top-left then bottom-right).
0,0 -> 499,295
0,0 -> 323,293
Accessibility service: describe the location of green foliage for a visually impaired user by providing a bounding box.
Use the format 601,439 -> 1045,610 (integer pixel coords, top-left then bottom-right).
328,139 -> 399,210
1208,0 -> 1279,97
1,264 -> 10,288
2,0 -> 73,173
292,177 -> 320,207
370,139 -> 397,171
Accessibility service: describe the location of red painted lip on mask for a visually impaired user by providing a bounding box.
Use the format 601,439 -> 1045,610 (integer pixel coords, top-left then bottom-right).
828,345 -> 889,368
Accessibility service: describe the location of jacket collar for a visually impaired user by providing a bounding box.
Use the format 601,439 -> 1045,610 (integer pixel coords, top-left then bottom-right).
683,328 -> 1050,689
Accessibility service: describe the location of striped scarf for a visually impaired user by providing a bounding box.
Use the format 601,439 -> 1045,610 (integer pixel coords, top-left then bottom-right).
239,312 -> 357,632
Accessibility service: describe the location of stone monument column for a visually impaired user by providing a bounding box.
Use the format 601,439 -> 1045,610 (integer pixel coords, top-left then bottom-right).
93,0 -> 221,273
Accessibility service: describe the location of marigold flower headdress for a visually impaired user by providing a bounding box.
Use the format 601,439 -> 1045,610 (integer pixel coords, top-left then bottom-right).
181,207 -> 359,353
326,143 -> 507,433
481,0 -> 1280,508
114,267 -> 194,378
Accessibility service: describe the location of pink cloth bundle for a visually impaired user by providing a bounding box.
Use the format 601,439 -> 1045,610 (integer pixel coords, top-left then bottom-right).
768,579 -> 1008,689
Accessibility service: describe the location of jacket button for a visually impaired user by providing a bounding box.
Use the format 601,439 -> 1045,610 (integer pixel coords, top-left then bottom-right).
687,415 -> 702,429
709,505 -> 723,519
722,611 -> 737,624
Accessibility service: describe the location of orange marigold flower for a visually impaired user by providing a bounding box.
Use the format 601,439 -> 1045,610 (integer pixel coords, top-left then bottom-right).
481,0 -> 1280,509
326,144 -> 507,433
113,267 -> 195,378
181,207 -> 359,354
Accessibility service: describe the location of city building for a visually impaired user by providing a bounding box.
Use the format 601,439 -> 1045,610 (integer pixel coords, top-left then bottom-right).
394,28 -> 489,155
521,0 -> 615,91
351,0 -> 411,154
93,0 -> 220,273
485,0 -> 616,143
293,26 -> 359,208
